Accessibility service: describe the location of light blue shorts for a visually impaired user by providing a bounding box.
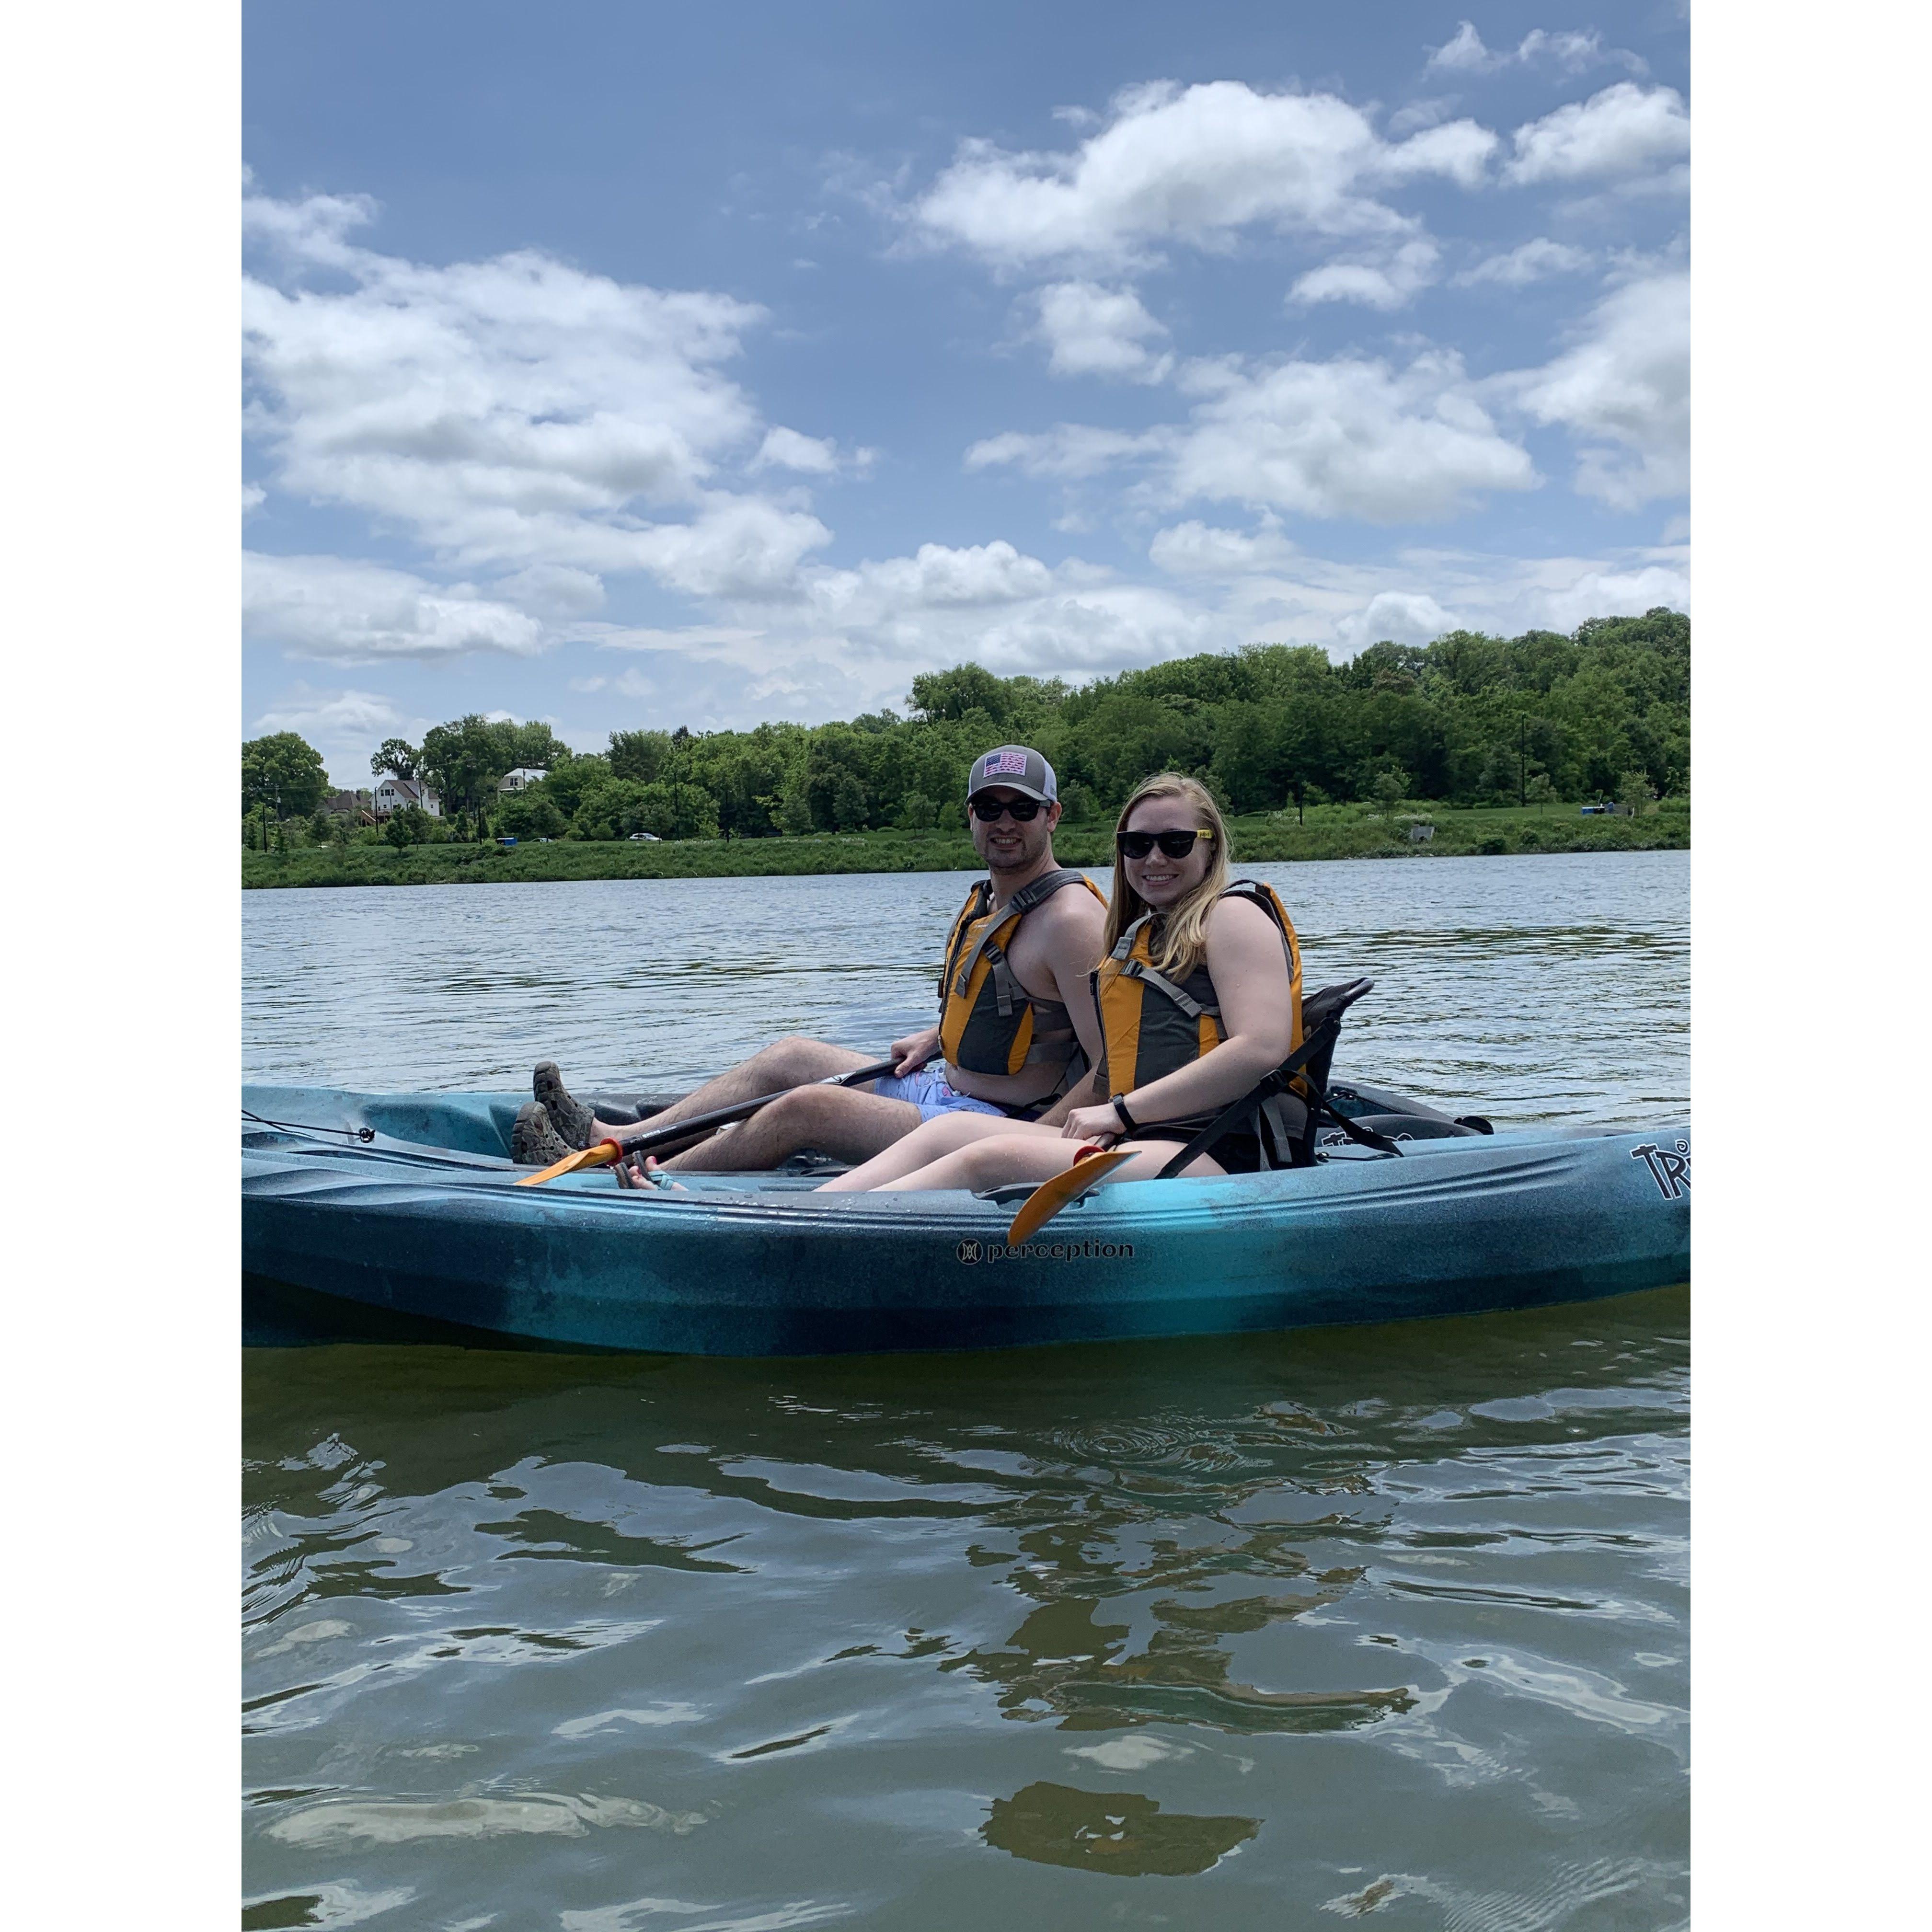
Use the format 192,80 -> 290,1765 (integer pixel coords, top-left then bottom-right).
873,1068 -> 1009,1123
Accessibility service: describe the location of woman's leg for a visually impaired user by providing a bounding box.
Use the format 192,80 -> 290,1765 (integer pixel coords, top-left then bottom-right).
870,1135 -> 1225,1195
816,1109 -> 1054,1191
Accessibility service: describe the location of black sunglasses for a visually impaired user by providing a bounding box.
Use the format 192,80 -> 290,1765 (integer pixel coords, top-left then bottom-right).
970,796 -> 1043,822
1116,828 -> 1215,860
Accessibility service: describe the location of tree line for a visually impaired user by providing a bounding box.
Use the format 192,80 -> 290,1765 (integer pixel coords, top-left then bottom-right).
242,608 -> 1689,847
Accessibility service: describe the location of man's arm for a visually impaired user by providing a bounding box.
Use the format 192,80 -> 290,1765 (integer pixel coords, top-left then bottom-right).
1036,886 -> 1109,1076
890,1024 -> 941,1076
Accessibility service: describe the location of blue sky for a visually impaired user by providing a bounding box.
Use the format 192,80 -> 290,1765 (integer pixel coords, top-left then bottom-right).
242,1 -> 1689,783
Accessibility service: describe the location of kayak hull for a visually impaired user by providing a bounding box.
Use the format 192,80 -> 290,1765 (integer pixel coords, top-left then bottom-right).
243,1085 -> 1690,1356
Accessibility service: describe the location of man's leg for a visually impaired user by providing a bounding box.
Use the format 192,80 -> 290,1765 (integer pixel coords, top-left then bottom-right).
585,1036 -> 878,1141
661,1083 -> 921,1172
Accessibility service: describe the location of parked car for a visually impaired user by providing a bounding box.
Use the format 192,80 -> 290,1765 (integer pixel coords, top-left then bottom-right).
497,835 -> 518,846
628,831 -> 662,841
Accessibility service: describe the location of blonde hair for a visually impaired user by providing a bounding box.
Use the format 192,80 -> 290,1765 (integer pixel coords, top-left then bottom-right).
1102,773 -> 1231,978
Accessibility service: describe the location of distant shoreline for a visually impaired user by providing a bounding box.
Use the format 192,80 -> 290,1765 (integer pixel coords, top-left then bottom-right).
242,804 -> 1687,888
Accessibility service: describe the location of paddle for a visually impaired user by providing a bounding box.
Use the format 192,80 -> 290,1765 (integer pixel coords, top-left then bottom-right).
515,1056 -> 902,1186
1004,1144 -> 1139,1244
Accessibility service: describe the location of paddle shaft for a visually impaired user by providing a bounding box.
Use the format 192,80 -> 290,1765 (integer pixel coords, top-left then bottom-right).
605,1056 -> 903,1161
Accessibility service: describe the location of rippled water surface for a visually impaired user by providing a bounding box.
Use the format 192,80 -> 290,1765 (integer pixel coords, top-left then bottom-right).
244,853 -> 1689,1928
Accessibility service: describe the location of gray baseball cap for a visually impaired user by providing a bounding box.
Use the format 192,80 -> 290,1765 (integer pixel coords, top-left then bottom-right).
967,745 -> 1058,804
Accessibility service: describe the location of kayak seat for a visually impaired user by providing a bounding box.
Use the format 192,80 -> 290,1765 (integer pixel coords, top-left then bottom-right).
1154,977 -> 1404,1178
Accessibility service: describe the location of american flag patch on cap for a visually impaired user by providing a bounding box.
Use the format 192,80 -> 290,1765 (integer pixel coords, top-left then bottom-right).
984,749 -> 1028,776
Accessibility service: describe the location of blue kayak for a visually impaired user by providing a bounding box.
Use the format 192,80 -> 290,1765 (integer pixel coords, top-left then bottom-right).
242,1083 -> 1690,1356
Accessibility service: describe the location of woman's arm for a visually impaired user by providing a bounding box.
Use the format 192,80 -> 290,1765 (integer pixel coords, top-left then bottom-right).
1032,1064 -> 1102,1129
1066,896 -> 1294,1136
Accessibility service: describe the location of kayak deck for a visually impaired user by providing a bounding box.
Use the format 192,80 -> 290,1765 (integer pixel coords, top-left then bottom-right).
242,1084 -> 1690,1356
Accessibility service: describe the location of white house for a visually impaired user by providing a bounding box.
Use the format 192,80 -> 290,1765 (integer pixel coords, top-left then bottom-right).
372,776 -> 442,818
498,766 -> 549,794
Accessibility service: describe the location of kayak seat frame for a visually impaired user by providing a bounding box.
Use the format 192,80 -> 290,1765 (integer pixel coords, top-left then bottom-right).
1154,978 -> 1402,1180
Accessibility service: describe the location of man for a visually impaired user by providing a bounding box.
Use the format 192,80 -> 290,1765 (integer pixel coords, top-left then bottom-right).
512,745 -> 1108,1172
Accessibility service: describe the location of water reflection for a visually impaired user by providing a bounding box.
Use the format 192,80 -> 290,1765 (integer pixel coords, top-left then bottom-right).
244,1291 -> 1686,1921
982,1781 -> 1258,1876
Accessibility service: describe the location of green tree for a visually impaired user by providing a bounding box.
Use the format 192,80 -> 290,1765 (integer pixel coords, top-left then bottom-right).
608,729 -> 679,785
242,732 -> 328,820
382,804 -> 432,846
907,663 -> 1016,725
1525,771 -> 1557,814
627,781 -> 720,840
496,792 -> 567,840
1371,765 -> 1410,810
1618,770 -> 1654,817
895,791 -> 939,830
371,738 -> 420,781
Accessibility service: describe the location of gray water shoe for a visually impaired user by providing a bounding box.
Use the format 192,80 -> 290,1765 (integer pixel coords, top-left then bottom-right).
533,1061 -> 598,1149
512,1101 -> 574,1167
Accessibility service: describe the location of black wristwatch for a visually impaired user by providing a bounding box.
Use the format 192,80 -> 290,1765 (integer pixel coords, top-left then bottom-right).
1111,1094 -> 1139,1135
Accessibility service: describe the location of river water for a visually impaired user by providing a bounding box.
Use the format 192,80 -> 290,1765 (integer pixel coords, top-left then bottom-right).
243,852 -> 1689,1929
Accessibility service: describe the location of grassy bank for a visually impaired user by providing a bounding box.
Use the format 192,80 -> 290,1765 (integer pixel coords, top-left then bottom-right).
243,801 -> 1687,888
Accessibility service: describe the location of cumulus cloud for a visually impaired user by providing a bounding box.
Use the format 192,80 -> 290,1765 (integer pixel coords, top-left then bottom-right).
1427,22 -> 1495,71
1427,23 -> 1644,77
1452,237 -> 1594,287
1032,281 -> 1173,380
241,184 -> 843,654
1505,83 -> 1690,185
909,80 -> 1496,269
1149,520 -> 1300,575
1502,271 -> 1688,507
974,349 -> 1536,523
243,552 -> 548,661
1335,589 -> 1457,650
750,426 -> 873,475
251,683 -> 406,740
1290,238 -> 1440,310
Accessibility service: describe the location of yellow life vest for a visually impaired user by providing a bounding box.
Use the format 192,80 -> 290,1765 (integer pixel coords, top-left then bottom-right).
938,869 -> 1107,1079
1093,880 -> 1302,1099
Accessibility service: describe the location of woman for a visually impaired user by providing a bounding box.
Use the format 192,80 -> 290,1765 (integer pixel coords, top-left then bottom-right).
812,772 -> 1303,1196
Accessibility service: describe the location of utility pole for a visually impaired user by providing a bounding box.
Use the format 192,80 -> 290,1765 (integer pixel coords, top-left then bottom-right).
1518,717 -> 1527,809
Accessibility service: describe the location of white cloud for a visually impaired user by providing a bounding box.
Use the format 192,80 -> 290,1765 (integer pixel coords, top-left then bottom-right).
1149,520 -> 1300,575
1032,281 -> 1173,380
751,426 -> 840,473
1453,238 -> 1594,287
1427,24 -> 1645,77
1427,23 -> 1495,73
1505,84 -> 1690,185
242,482 -> 265,515
243,552 -> 548,661
1290,238 -> 1440,310
583,623 -> 769,656
1335,590 -> 1457,650
965,424 -> 1159,480
1502,271 -> 1688,507
242,184 -> 840,637
251,683 -> 405,740
909,80 -> 1496,269
976,348 -> 1536,523
750,426 -> 873,475
492,563 -> 608,616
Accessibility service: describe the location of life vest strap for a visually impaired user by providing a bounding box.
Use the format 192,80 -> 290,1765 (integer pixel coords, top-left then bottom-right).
1119,957 -> 1220,1022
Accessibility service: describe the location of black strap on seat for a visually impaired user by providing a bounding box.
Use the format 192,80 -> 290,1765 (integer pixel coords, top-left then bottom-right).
1152,977 -> 1400,1178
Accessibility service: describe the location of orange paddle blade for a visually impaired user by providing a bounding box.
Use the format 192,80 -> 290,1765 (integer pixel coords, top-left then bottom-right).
1005,1147 -> 1138,1245
515,1139 -> 623,1186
